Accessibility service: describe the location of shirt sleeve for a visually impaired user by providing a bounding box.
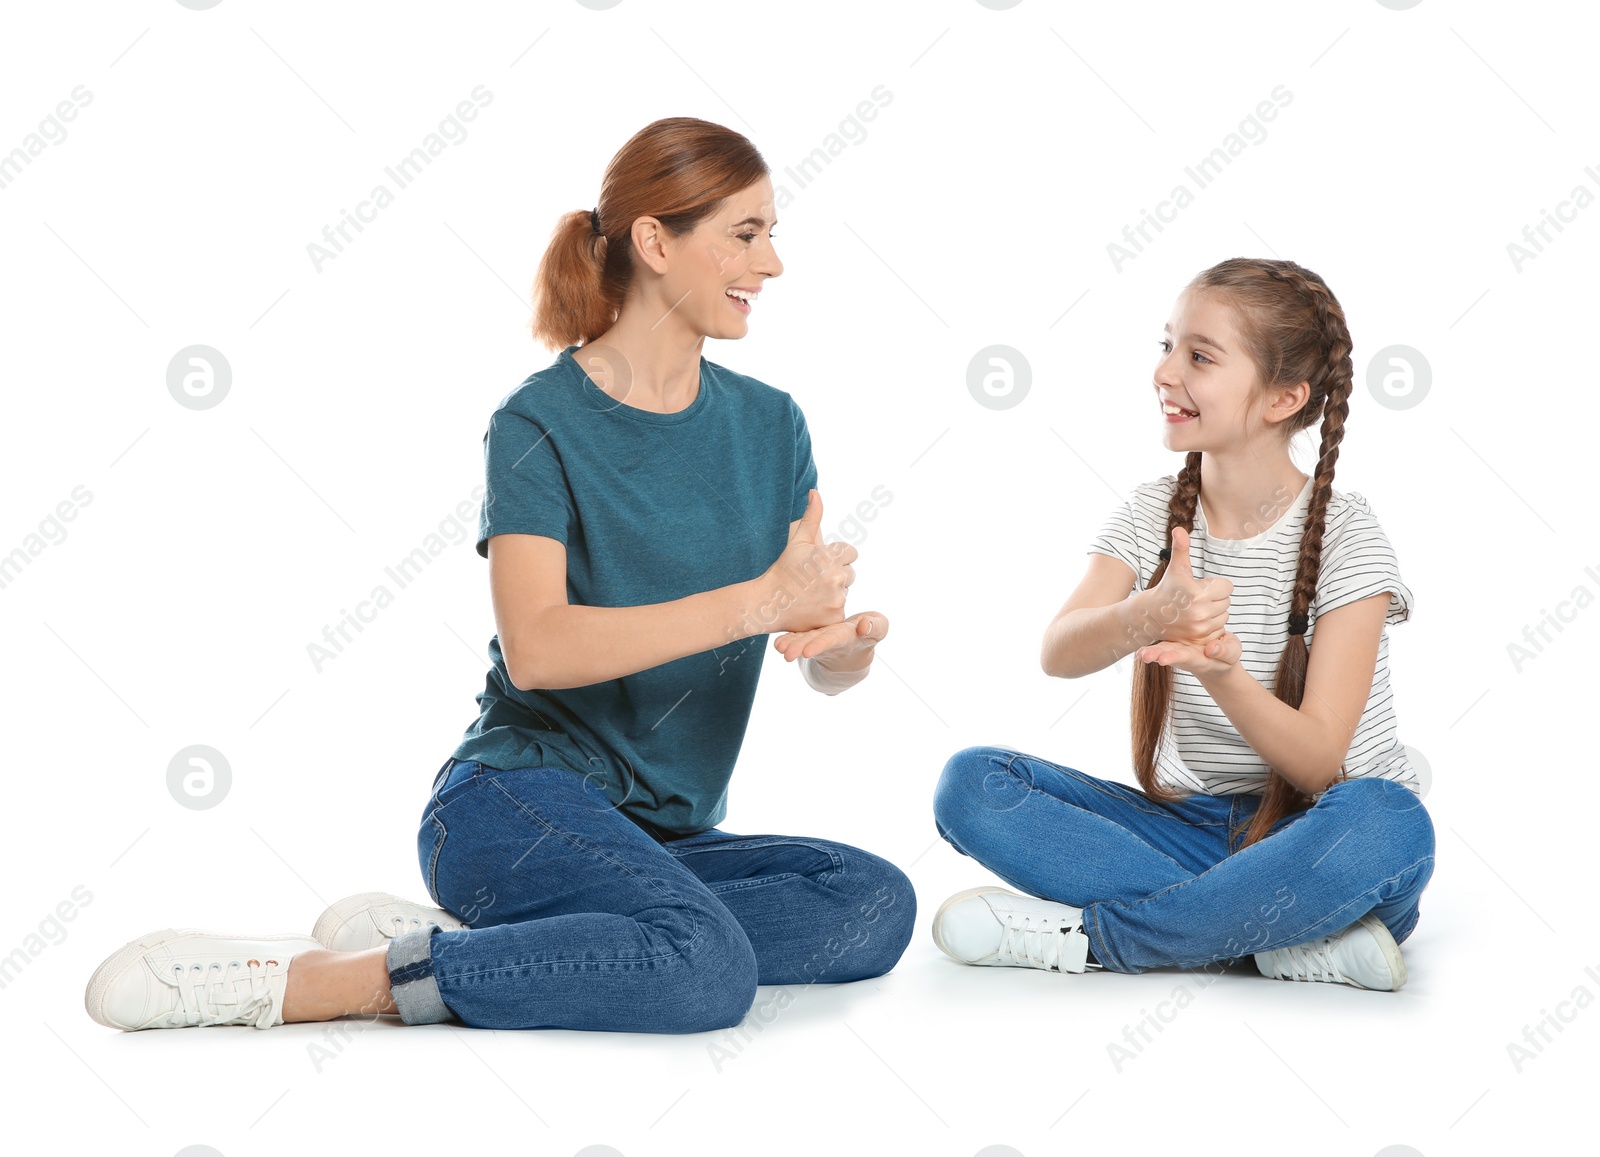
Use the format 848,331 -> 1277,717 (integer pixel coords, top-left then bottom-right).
1087,493 -> 1144,592
1313,492 -> 1413,625
475,406 -> 578,559
790,397 -> 819,522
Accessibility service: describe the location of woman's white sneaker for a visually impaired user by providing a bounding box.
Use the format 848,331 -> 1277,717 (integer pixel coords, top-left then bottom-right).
312,892 -> 464,952
932,886 -> 1101,973
84,929 -> 321,1030
1253,913 -> 1408,991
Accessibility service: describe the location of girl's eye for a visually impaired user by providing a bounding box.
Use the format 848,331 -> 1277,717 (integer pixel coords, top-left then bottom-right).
739,231 -> 777,243
1155,339 -> 1209,364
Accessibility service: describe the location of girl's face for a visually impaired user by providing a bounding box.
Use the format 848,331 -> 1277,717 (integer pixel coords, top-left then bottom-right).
1153,289 -> 1300,451
659,176 -> 783,340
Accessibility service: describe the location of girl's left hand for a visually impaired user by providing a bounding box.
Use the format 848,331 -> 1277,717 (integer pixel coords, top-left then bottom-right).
1136,628 -> 1241,678
773,611 -> 888,666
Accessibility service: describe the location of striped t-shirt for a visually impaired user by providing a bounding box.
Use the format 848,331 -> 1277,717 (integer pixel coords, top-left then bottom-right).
1088,473 -> 1417,798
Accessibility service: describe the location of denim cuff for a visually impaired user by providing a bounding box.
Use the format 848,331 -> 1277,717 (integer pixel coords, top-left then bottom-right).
386,924 -> 453,1025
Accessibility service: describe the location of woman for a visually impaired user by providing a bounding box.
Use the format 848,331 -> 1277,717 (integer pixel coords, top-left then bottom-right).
930,258 -> 1434,991
86,117 -> 915,1033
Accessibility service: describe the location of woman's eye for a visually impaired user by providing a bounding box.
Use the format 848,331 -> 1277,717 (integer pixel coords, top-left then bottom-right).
738,231 -> 776,243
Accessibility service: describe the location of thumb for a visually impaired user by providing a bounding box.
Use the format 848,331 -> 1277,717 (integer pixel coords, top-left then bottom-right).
792,489 -> 823,544
1167,525 -> 1192,577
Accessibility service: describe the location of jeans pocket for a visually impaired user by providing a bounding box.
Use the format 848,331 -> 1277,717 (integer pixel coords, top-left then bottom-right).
419,812 -> 449,909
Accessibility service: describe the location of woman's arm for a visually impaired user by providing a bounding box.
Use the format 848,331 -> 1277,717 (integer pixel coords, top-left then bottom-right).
492,493 -> 852,691
800,653 -> 871,695
490,533 -> 777,691
1193,592 -> 1390,794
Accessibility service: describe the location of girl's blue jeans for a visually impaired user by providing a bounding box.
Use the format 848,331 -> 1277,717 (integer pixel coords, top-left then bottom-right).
932,745 -> 1436,973
385,759 -> 917,1032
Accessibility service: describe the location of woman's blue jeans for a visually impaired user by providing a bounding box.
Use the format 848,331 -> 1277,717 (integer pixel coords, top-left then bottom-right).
385,758 -> 917,1032
932,745 -> 1435,973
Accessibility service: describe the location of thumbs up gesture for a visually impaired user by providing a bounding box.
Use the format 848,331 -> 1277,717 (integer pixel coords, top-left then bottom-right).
1148,526 -> 1233,645
756,489 -> 858,635
1135,525 -> 1240,678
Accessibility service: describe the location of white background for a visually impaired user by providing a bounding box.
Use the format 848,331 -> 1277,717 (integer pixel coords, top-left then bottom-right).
2,2 -> 1593,1154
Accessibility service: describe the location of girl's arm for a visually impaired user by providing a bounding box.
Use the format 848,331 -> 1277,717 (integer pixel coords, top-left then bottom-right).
1194,592 -> 1391,795
1042,554 -> 1172,679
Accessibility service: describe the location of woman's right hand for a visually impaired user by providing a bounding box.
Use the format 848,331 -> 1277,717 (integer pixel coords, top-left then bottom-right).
1144,525 -> 1232,645
757,489 -> 857,635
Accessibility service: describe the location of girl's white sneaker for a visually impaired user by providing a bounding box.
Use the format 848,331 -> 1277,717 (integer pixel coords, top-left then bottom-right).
1253,913 -> 1408,991
932,886 -> 1100,973
312,892 -> 464,952
85,929 -> 321,1030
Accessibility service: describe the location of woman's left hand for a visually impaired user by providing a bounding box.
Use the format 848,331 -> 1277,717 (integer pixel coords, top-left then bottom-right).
773,611 -> 888,667
1135,628 -> 1242,679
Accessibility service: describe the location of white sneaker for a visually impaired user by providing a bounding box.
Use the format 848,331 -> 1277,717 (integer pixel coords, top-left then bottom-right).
1254,913 -> 1407,991
932,886 -> 1100,973
85,929 -> 321,1030
312,892 -> 464,952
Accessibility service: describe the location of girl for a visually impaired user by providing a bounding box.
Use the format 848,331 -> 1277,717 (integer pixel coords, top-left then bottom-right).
86,117 -> 915,1033
931,258 -> 1434,991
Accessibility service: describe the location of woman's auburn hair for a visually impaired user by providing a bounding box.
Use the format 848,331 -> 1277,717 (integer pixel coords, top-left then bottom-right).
1130,257 -> 1356,850
529,117 -> 770,352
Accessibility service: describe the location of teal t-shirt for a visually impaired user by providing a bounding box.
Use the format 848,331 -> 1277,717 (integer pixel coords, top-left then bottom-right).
450,344 -> 817,836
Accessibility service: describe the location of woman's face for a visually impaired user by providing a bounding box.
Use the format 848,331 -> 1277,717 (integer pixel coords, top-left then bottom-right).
659,176 -> 783,340
1153,289 -> 1298,451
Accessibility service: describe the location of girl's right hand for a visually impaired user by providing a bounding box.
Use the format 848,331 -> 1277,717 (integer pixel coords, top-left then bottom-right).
758,489 -> 857,634
1145,525 -> 1232,645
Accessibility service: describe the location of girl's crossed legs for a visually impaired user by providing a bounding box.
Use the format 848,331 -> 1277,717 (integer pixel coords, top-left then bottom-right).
932,745 -> 1435,974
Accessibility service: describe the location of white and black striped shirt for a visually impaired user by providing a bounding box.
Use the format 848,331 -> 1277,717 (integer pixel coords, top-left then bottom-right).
1089,473 -> 1417,797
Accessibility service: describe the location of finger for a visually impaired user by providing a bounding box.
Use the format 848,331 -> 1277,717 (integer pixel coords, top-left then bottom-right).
855,612 -> 886,639
782,628 -> 830,661
799,621 -> 859,658
791,489 -> 822,544
1168,525 -> 1191,575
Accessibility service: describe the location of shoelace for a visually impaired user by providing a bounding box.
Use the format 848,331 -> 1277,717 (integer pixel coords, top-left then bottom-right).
167,957 -> 286,1028
995,912 -> 1083,971
1263,935 -> 1350,984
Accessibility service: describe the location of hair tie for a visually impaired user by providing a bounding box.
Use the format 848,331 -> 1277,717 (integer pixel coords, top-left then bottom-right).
1288,612 -> 1309,635
1158,548 -> 1171,561
589,207 -> 602,235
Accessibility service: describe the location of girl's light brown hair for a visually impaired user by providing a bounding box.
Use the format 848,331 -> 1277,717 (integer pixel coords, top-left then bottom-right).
530,117 -> 770,351
1129,257 -> 1355,850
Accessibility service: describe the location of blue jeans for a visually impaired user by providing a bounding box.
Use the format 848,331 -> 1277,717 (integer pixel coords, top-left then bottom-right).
385,758 -> 917,1032
932,745 -> 1435,973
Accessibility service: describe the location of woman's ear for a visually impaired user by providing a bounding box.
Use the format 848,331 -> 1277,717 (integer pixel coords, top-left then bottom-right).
630,216 -> 672,276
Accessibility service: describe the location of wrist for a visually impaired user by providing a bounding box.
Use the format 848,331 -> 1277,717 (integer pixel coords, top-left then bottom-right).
814,640 -> 874,674
802,653 -> 869,693
731,573 -> 782,641
1123,587 -> 1165,652
1196,656 -> 1245,693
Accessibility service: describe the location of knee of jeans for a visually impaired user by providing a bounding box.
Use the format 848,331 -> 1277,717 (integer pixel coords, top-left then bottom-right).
934,745 -> 1024,835
649,906 -> 759,1033
1331,776 -> 1436,860
832,853 -> 918,981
